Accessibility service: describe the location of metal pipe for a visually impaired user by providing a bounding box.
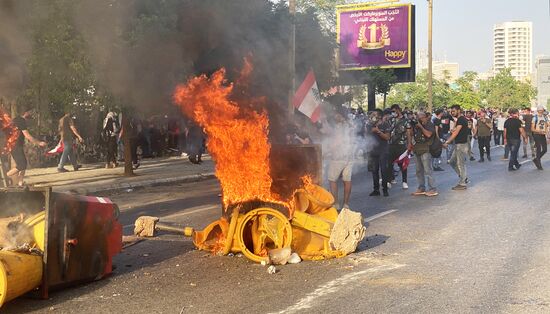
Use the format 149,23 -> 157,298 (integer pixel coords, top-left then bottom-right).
427,0 -> 434,113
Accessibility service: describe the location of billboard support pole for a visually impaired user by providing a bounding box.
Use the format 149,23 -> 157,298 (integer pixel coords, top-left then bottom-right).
427,0 -> 433,113
288,0 -> 296,118
368,82 -> 376,111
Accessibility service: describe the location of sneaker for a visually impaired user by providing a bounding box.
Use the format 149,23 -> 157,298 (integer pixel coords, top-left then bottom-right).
369,190 -> 381,196
425,190 -> 439,197
412,190 -> 426,196
469,156 -> 475,161
133,162 -> 140,170
57,168 -> 68,173
181,152 -> 189,158
516,163 -> 522,170
452,184 -> 467,190
434,167 -> 444,171
508,167 -> 517,171
402,182 -> 408,189
465,178 -> 470,184
74,165 -> 82,171
391,179 -> 397,184
387,182 -> 392,189
383,190 -> 389,197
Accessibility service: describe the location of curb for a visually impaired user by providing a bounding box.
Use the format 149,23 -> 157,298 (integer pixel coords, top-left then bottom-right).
62,172 -> 217,195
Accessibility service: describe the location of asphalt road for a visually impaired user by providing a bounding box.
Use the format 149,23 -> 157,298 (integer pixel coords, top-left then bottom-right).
4,145 -> 550,313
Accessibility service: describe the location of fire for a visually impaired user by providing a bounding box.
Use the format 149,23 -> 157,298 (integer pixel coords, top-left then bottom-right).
0,109 -> 19,154
173,63 -> 287,210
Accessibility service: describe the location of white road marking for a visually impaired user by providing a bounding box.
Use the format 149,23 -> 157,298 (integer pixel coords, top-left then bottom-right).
520,159 -> 533,165
272,263 -> 404,314
122,204 -> 219,229
364,209 -> 398,223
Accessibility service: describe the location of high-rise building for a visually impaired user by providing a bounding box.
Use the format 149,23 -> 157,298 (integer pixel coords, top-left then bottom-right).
493,21 -> 532,81
535,55 -> 550,107
433,61 -> 459,83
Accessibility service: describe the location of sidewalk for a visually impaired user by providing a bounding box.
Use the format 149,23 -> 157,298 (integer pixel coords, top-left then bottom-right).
24,156 -> 216,195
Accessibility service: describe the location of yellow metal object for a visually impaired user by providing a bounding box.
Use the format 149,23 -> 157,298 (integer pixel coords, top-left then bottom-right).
0,251 -> 43,307
183,227 -> 194,237
234,208 -> 292,263
192,185 -> 357,263
23,211 -> 46,252
291,210 -> 333,238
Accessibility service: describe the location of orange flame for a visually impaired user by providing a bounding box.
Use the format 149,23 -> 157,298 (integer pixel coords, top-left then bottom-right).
173,64 -> 287,210
0,109 -> 19,154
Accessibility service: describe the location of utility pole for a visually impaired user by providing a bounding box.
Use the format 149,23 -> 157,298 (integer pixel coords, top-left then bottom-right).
427,0 -> 433,113
288,0 -> 296,117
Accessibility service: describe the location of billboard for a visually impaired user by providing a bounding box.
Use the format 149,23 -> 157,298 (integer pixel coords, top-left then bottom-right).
337,3 -> 412,70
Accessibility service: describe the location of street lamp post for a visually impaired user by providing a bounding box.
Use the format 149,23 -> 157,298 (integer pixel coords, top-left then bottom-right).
427,0 -> 433,113
288,0 -> 296,117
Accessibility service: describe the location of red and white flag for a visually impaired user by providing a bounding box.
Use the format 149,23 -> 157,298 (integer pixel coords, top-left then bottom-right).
292,70 -> 322,123
45,141 -> 64,156
393,150 -> 410,170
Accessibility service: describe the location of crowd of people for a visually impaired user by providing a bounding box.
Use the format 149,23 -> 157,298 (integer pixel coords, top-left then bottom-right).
324,103 -> 550,208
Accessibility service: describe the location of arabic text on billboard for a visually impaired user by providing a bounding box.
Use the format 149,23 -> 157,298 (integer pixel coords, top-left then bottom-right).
337,3 -> 412,70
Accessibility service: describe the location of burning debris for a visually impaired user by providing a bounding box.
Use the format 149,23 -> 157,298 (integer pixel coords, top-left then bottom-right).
133,62 -> 367,264
0,108 -> 19,154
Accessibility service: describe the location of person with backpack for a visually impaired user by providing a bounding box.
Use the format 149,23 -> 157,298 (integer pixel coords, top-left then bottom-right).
412,111 -> 438,197
531,105 -> 549,170
103,111 -> 120,168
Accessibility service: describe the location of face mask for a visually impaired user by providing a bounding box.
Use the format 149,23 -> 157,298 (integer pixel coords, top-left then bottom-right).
391,112 -> 397,118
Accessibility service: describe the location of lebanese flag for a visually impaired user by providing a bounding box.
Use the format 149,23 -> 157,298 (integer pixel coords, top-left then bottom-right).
292,70 -> 322,123
45,141 -> 63,156
393,150 -> 410,170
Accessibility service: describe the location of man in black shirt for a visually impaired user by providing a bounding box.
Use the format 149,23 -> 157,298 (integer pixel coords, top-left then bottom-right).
7,108 -> 47,187
431,109 -> 445,171
442,105 -> 470,190
504,108 -> 527,171
366,109 -> 391,197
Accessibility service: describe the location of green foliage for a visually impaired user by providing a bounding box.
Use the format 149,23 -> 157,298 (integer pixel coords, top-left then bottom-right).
480,68 -> 537,110
451,71 -> 480,110
20,0 -> 98,132
386,70 -> 453,110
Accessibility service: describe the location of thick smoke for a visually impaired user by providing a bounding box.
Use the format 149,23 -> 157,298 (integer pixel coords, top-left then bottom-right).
0,0 -> 33,101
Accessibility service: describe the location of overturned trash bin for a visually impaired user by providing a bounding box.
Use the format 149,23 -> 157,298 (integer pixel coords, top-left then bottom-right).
0,187 -> 122,307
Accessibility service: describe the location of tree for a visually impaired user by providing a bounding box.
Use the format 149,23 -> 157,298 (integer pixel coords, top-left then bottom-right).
480,68 -> 537,110
452,71 -> 481,110
386,70 -> 453,110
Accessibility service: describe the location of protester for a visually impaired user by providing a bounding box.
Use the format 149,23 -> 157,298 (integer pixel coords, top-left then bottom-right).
496,112 -> 506,147
102,111 -> 120,168
503,108 -> 527,171
521,107 -> 535,159
7,108 -> 47,187
465,111 -> 476,161
443,105 -> 469,190
57,113 -> 83,172
412,111 -> 437,196
326,109 -> 355,209
366,109 -> 391,197
431,109 -> 445,171
388,104 -> 412,190
531,105 -> 549,170
476,110 -> 492,162
187,121 -> 205,164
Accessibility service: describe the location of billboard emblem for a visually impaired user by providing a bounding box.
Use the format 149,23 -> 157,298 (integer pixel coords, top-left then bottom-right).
357,23 -> 390,50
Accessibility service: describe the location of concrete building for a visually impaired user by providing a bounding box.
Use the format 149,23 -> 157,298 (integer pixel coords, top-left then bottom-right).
493,21 -> 533,81
535,55 -> 550,108
433,61 -> 459,83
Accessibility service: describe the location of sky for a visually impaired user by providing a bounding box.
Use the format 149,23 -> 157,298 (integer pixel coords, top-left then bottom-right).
408,0 -> 550,73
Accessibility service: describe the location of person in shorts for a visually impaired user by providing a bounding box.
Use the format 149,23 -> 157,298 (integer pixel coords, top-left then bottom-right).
7,108 -> 47,187
326,110 -> 355,210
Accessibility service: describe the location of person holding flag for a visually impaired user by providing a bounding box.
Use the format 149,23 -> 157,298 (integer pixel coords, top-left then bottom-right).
388,104 -> 412,190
